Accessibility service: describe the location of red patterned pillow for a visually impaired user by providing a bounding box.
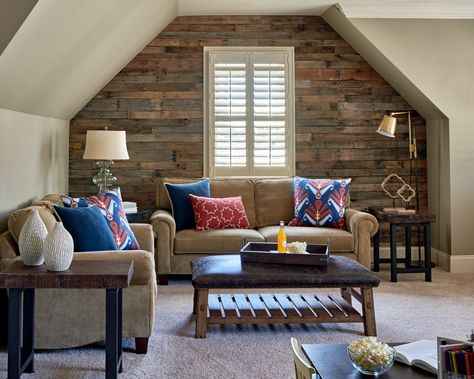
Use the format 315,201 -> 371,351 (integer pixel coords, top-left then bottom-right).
189,195 -> 250,231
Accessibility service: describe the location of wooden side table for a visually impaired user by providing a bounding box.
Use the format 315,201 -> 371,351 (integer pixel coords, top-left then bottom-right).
0,260 -> 133,379
368,207 -> 435,282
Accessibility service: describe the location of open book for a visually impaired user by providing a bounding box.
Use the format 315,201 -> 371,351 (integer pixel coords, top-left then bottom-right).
395,340 -> 438,374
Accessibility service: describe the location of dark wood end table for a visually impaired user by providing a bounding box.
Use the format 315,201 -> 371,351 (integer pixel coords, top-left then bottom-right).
126,210 -> 151,223
302,343 -> 436,378
368,207 -> 436,282
0,260 -> 134,379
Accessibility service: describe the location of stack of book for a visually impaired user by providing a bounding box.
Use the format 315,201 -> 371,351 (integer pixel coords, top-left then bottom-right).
439,337 -> 474,379
393,336 -> 474,378
122,201 -> 138,214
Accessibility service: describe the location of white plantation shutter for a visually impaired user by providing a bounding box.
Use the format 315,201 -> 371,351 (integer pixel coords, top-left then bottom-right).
205,47 -> 295,177
214,61 -> 247,168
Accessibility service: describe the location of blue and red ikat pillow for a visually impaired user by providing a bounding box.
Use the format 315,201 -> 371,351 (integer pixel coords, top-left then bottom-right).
289,176 -> 351,230
61,187 -> 140,250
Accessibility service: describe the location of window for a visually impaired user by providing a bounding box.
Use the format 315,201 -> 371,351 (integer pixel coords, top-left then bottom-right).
204,47 -> 295,177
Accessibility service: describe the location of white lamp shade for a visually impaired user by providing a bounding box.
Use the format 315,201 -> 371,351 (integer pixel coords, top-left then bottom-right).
83,130 -> 129,160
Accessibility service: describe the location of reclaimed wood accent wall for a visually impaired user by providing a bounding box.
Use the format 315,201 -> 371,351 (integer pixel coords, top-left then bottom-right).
70,16 -> 427,223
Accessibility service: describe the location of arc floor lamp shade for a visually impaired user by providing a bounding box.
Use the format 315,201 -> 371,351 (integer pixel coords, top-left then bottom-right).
83,130 -> 129,160
376,115 -> 397,138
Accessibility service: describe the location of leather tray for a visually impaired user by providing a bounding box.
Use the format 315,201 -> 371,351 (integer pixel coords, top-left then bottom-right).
240,241 -> 330,266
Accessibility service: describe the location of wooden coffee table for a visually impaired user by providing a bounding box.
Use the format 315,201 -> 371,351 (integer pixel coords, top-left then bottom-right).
191,255 -> 380,338
0,260 -> 133,379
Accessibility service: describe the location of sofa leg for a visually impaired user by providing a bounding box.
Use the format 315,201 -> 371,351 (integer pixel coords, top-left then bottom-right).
158,275 -> 169,285
135,337 -> 149,354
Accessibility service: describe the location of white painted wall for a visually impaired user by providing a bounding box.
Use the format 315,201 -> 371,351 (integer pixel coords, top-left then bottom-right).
323,7 -> 451,259
0,109 -> 69,231
349,19 -> 474,257
0,0 -> 178,120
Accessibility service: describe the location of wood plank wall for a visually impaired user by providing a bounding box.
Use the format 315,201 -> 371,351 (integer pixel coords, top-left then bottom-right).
70,16 -> 427,233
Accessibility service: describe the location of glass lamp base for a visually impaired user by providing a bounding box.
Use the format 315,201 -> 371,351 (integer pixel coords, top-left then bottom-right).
92,160 -> 117,193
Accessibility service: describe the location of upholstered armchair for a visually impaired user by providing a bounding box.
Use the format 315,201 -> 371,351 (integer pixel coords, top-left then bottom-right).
0,200 -> 157,353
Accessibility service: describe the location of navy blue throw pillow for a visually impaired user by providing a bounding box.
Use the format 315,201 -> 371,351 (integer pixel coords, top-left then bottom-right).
54,205 -> 118,252
165,179 -> 211,231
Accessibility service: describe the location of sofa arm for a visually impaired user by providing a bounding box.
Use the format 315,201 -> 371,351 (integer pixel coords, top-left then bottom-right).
345,209 -> 379,269
130,223 -> 154,254
150,210 -> 176,275
74,250 -> 156,287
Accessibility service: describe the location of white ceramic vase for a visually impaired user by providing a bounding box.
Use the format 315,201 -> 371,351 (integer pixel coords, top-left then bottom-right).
43,222 -> 74,271
18,208 -> 47,266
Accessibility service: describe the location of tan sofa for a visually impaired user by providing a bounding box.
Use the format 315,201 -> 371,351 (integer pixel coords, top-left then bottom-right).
151,178 -> 379,284
0,196 -> 157,353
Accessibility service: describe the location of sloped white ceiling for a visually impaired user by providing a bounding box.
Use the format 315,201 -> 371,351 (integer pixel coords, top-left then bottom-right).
179,0 -> 474,18
0,0 -> 178,120
0,0 -> 472,121
0,0 -> 38,55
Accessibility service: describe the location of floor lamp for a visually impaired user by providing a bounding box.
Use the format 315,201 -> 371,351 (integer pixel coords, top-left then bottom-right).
377,111 -> 420,210
377,111 -> 428,266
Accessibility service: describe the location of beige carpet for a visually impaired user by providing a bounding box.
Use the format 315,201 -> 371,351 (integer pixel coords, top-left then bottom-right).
0,267 -> 473,378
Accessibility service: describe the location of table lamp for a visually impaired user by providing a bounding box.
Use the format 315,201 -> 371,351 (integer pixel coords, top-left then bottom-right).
83,127 -> 129,193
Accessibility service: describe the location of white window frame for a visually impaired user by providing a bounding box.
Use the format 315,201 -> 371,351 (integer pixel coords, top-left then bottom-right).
204,46 -> 295,178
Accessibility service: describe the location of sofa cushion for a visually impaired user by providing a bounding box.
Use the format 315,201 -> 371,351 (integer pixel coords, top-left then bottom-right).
289,177 -> 351,229
254,178 -> 294,228
258,225 -> 354,252
174,228 -> 264,254
165,179 -> 211,231
210,179 -> 256,228
8,205 -> 57,243
190,195 -> 250,231
61,188 -> 140,250
54,205 -> 118,252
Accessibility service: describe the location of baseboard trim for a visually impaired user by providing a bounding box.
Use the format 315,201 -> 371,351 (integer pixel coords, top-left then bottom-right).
432,248 -> 450,272
376,246 -> 474,273
448,253 -> 474,273
377,246 -> 438,264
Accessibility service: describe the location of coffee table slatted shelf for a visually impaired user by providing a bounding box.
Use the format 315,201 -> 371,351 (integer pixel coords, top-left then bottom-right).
206,293 -> 364,324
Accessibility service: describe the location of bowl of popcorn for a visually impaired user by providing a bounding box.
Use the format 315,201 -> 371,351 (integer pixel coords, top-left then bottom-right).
286,241 -> 307,254
347,337 -> 396,375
